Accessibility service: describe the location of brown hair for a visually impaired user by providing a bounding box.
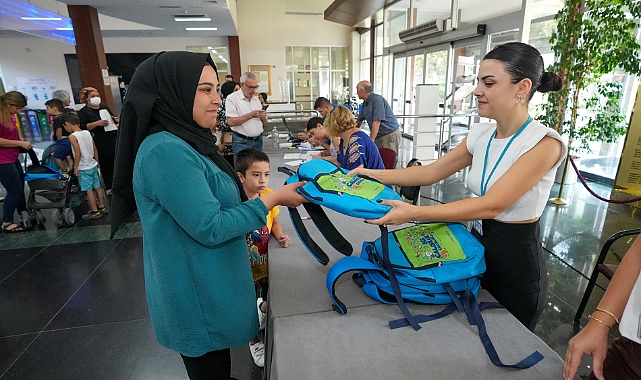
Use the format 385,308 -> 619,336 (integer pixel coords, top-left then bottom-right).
0,91 -> 27,129
323,105 -> 356,138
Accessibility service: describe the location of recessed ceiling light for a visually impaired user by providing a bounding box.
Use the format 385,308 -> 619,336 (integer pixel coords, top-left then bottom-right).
174,15 -> 211,22
22,17 -> 62,20
56,27 -> 73,30
186,27 -> 217,31
211,49 -> 217,53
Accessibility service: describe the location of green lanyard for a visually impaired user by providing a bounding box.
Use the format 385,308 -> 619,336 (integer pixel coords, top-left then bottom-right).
480,116 -> 532,196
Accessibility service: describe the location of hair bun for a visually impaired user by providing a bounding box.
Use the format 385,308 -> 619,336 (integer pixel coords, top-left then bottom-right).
538,72 -> 563,93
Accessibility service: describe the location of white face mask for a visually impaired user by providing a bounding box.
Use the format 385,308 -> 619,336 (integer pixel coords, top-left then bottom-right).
89,97 -> 101,106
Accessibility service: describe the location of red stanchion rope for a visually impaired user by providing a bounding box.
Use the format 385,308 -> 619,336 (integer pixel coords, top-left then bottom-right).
569,157 -> 641,204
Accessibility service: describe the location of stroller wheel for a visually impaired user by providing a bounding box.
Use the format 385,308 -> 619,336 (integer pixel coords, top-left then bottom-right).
21,211 -> 32,229
64,208 -> 75,226
52,209 -> 64,227
34,210 -> 45,226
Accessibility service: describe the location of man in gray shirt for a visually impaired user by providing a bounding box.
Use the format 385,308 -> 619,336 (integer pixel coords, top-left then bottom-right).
355,80 -> 401,155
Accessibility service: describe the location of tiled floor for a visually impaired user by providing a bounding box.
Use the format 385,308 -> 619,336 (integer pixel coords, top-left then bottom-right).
1,137 -> 639,379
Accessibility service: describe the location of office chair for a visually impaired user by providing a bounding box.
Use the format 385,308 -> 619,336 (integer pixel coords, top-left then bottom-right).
573,228 -> 641,332
399,158 -> 422,206
378,147 -> 397,170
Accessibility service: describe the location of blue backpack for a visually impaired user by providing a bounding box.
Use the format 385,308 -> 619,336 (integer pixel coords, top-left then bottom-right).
327,223 -> 485,313
280,161 -> 543,369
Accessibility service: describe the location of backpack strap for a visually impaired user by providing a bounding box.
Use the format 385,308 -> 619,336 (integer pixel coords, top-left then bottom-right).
325,255 -> 383,314
303,202 -> 353,256
278,165 -> 354,264
287,205 -> 330,265
379,224 -> 422,330
462,291 -> 544,369
388,289 -> 544,369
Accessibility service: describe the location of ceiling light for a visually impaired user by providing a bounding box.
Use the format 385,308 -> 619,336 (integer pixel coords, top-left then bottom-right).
21,17 -> 62,20
174,15 -> 211,22
56,27 -> 73,30
211,49 -> 217,53
186,27 -> 217,31
207,46 -> 213,49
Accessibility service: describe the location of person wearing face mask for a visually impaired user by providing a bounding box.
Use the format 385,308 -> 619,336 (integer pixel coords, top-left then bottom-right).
77,87 -> 118,193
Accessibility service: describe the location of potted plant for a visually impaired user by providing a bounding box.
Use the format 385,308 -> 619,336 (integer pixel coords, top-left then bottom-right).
537,0 -> 641,200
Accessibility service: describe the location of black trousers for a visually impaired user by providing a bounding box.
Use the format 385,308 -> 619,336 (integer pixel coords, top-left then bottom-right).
180,349 -> 231,380
472,219 -> 548,331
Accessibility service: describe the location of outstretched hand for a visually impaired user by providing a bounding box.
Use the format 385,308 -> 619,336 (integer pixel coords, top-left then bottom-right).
563,322 -> 610,380
365,200 -> 418,226
261,181 -> 307,210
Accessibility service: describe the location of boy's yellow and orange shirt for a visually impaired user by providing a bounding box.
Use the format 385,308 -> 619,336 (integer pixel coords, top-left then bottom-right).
247,188 -> 280,283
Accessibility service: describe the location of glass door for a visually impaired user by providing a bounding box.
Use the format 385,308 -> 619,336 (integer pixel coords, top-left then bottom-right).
391,56 -> 407,117
403,53 -> 425,135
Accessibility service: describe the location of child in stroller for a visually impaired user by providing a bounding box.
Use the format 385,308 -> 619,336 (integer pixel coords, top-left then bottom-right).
22,146 -> 82,227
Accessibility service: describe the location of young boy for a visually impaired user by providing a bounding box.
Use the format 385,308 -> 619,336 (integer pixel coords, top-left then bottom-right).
62,111 -> 107,220
45,100 -> 73,172
235,148 -> 290,368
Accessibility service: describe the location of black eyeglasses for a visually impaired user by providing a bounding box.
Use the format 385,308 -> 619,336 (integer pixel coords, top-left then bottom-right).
243,83 -> 259,90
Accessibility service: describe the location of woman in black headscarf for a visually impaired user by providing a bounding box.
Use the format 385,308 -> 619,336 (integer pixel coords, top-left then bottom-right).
110,51 -> 305,379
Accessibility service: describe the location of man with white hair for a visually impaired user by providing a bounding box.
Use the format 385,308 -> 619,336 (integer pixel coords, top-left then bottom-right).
355,80 -> 401,154
52,89 -> 72,108
226,72 -> 268,155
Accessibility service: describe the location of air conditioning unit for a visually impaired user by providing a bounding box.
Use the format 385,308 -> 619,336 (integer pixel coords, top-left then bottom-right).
399,19 -> 451,42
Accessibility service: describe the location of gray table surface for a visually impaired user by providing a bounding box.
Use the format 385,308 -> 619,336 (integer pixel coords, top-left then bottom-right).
264,145 -> 570,380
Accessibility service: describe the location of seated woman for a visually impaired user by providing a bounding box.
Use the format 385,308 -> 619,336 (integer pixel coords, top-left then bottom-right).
306,116 -> 339,163
323,105 -> 385,171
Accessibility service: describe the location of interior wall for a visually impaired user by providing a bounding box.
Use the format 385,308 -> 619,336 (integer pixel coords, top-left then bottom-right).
0,35 -> 228,109
236,0 -> 353,101
0,37 -> 76,109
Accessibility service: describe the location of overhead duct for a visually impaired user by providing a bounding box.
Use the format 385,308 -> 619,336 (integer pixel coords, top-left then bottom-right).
399,19 -> 451,43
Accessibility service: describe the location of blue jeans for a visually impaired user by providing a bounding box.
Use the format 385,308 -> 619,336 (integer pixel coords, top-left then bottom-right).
232,133 -> 263,158
0,160 -> 27,223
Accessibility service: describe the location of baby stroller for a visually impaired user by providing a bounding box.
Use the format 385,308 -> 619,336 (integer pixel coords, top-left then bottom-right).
22,147 -> 82,227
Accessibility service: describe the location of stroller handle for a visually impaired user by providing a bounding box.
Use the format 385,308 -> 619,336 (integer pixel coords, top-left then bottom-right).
19,147 -> 41,168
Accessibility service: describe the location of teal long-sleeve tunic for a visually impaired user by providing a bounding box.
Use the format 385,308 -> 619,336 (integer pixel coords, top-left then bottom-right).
133,132 -> 267,356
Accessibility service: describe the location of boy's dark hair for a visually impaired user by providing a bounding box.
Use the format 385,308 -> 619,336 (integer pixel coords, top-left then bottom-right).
225,74 -> 234,80
235,148 -> 270,175
44,99 -> 64,112
61,109 -> 80,126
314,97 -> 331,110
306,117 -> 324,131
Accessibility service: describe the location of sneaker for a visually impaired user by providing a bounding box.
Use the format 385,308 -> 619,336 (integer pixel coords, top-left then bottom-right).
98,207 -> 108,215
257,298 -> 266,330
249,341 -> 265,367
82,210 -> 103,220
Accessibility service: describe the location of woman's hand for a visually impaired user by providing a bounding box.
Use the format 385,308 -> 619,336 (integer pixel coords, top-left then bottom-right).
563,321 -> 610,380
347,167 -> 369,177
365,200 -> 418,226
19,140 -> 32,150
260,181 -> 307,210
